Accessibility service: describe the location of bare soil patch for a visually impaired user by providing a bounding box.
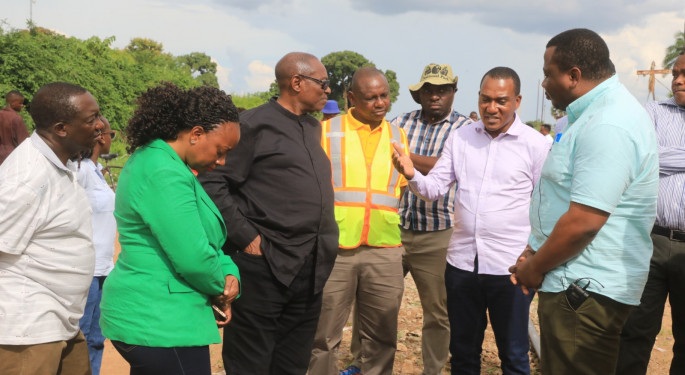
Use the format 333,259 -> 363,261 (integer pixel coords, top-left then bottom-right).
101,273 -> 673,374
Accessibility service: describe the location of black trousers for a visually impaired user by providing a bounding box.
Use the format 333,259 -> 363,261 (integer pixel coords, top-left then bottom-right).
617,233 -> 685,375
222,251 -> 322,375
111,341 -> 210,375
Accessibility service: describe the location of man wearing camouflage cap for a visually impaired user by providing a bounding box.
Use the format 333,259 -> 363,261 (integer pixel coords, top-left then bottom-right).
389,63 -> 472,375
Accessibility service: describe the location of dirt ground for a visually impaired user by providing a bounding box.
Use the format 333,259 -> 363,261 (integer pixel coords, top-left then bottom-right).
101,274 -> 674,374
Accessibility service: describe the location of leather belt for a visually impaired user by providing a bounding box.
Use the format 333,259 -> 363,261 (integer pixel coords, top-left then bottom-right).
652,225 -> 685,242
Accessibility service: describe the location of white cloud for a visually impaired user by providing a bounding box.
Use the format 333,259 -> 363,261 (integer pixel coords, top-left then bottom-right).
214,58 -> 232,91
1,0 -> 683,122
245,60 -> 274,92
603,11 -> 681,102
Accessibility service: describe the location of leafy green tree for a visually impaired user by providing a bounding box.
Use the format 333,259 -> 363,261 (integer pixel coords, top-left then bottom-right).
232,93 -> 268,110
663,30 -> 685,68
321,51 -> 399,111
178,52 -> 219,87
0,25 -> 216,134
550,107 -> 566,120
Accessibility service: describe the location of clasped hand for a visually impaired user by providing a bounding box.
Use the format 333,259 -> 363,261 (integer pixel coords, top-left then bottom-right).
212,274 -> 240,326
508,245 -> 544,295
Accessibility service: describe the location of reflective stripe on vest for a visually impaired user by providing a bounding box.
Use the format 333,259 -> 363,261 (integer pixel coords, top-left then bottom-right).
324,115 -> 403,248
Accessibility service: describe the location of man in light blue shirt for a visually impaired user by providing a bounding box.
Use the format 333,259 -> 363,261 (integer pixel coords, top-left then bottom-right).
509,28 -> 659,375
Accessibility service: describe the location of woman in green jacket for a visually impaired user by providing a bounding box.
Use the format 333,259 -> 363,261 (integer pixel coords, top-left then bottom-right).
100,83 -> 241,375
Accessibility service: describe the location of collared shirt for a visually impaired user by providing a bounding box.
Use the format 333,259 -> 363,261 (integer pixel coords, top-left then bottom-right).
199,99 -> 338,293
391,110 -> 472,231
530,75 -> 659,305
409,115 -> 549,275
68,158 -> 116,276
647,98 -> 685,230
347,108 -> 409,183
0,133 -> 94,345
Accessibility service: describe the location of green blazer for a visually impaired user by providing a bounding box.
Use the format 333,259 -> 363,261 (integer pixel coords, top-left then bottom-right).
101,139 -> 239,347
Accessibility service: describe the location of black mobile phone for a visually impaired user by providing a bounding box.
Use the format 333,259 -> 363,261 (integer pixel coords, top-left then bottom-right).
212,305 -> 228,322
565,282 -> 589,310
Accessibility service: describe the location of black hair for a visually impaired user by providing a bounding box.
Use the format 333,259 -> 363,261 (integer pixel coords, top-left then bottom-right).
541,124 -> 552,131
5,90 -> 23,102
29,82 -> 88,130
546,28 -> 615,81
125,83 -> 239,153
480,67 -> 521,95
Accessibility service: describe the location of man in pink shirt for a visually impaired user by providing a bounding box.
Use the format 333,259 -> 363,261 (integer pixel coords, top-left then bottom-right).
392,67 -> 549,375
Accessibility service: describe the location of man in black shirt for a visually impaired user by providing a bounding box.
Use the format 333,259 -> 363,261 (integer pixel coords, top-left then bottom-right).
199,52 -> 338,375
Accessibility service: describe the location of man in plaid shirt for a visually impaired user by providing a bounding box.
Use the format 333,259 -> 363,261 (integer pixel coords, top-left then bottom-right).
390,63 -> 471,375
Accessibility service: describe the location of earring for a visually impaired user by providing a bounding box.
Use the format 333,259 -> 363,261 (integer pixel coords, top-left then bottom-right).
190,139 -> 197,145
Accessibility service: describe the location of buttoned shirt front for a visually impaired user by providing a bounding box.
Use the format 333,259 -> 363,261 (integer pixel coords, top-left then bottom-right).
0,133 -> 94,345
409,115 -> 549,275
391,110 -> 471,232
647,98 -> 685,231
68,158 -> 116,276
530,75 -> 659,305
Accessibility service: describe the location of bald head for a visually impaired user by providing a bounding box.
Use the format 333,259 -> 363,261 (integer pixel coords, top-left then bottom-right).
275,52 -> 321,90
349,66 -> 387,93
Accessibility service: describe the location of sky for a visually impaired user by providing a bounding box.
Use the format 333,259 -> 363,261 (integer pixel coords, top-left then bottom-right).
2,0 -> 684,124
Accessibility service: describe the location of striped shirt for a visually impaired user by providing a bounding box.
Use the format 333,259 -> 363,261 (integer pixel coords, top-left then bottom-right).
390,110 -> 471,231
648,98 -> 685,230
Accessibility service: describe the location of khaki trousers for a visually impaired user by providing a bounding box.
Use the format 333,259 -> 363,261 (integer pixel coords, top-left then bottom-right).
309,246 -> 404,375
0,331 -> 91,375
401,227 -> 452,375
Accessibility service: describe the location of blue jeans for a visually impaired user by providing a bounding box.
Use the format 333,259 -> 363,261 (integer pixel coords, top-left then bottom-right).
79,276 -> 106,375
111,341 -> 210,375
445,264 -> 533,375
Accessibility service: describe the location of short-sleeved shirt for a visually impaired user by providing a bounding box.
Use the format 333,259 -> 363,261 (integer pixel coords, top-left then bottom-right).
0,133 -> 94,344
529,75 -> 659,305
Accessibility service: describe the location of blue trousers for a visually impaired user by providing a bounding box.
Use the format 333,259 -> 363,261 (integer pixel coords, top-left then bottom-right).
79,276 -> 106,375
445,264 -> 533,375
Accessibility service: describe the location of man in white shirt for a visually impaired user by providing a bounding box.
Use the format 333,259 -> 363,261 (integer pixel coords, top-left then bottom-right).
0,82 -> 104,375
392,67 -> 549,374
69,116 -> 116,375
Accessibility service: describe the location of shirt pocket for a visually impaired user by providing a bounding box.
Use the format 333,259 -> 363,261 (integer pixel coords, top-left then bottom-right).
168,277 -> 196,293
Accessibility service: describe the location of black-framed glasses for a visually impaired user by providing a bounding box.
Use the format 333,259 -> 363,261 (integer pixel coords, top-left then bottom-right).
296,74 -> 330,90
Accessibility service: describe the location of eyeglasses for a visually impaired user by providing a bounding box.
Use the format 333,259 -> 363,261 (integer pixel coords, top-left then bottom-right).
106,131 -> 116,140
296,74 -> 330,90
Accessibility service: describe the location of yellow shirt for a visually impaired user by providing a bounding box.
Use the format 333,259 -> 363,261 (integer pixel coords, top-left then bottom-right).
344,109 -> 409,187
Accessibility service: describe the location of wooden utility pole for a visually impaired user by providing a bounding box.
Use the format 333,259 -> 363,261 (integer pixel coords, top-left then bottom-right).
637,61 -> 669,100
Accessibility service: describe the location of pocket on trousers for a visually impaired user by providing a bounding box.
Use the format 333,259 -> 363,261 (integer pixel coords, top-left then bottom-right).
111,340 -> 138,354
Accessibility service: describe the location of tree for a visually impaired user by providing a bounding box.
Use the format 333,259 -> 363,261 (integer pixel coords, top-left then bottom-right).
0,25 -> 216,133
550,107 -> 566,120
663,30 -> 684,69
321,51 -> 399,111
178,52 -> 219,87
